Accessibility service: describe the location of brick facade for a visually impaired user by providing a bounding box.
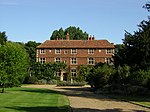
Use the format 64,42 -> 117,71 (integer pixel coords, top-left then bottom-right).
36,35 -> 114,81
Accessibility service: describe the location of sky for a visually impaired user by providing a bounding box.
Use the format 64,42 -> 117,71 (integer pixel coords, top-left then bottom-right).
0,0 -> 149,44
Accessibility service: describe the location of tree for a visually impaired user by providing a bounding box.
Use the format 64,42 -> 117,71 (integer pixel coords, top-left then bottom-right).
24,41 -> 41,76
77,65 -> 91,82
33,62 -> 66,81
88,63 -> 115,89
0,31 -> 7,45
0,42 -> 29,93
122,20 -> 150,69
50,26 -> 89,40
143,2 -> 150,12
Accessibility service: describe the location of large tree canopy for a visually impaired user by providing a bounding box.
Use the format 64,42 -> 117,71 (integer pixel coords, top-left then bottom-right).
0,42 -> 29,93
114,20 -> 150,69
0,31 -> 7,45
50,26 -> 89,40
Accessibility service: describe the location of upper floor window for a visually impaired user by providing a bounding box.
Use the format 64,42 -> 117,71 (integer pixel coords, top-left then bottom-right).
55,57 -> 60,63
71,69 -> 76,77
40,58 -> 45,64
88,58 -> 95,65
64,50 -> 68,54
106,49 -> 114,54
71,49 -> 77,54
55,49 -> 61,54
88,49 -> 94,54
40,49 -> 45,54
71,58 -> 77,64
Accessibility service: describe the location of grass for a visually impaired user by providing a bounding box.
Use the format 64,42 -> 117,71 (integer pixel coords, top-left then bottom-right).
0,87 -> 70,112
106,94 -> 150,108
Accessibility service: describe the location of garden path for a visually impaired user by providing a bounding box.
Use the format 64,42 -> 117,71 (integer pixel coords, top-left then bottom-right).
23,85 -> 150,112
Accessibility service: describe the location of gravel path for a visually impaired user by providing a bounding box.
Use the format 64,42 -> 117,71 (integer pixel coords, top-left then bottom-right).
23,85 -> 150,112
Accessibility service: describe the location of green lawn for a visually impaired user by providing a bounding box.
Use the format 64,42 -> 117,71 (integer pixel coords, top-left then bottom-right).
107,94 -> 150,108
0,87 -> 70,112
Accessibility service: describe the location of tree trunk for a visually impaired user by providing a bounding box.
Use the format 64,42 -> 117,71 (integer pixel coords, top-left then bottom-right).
1,84 -> 5,93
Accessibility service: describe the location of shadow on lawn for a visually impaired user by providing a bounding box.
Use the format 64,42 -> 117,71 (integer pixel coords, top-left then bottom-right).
6,106 -> 70,112
6,106 -> 147,112
19,88 -> 59,94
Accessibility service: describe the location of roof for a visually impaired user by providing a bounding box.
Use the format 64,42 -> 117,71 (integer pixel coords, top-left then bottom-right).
37,40 -> 114,49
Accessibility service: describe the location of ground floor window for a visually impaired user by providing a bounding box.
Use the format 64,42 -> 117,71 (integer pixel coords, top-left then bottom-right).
40,58 -> 46,63
105,58 -> 111,64
55,57 -> 61,62
71,69 -> 76,77
88,57 -> 95,65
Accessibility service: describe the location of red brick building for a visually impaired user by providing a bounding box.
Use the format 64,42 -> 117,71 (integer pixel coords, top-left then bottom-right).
36,34 -> 114,81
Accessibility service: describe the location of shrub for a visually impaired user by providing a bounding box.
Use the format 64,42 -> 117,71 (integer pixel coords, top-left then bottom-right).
47,79 -> 58,85
126,85 -> 150,96
27,76 -> 38,84
37,79 -> 47,84
89,64 -> 115,89
57,81 -> 86,86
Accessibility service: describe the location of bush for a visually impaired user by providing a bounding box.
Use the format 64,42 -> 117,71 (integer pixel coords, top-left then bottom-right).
47,79 -> 58,85
89,64 -> 115,89
28,76 -> 38,84
57,81 -> 86,86
126,85 -> 150,96
36,79 -> 47,84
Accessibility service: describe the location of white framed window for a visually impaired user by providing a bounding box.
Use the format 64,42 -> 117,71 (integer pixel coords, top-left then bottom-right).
56,71 -> 61,77
55,57 -> 60,63
71,49 -> 77,54
71,69 -> 76,77
64,50 -> 68,54
88,49 -> 94,54
88,58 -> 95,65
71,58 -> 77,64
105,58 -> 111,64
55,49 -> 61,54
40,58 -> 46,64
106,49 -> 114,54
40,49 -> 45,54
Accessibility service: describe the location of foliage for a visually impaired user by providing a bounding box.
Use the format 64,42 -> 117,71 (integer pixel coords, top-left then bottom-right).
0,31 -> 7,45
112,65 -> 130,85
0,42 -> 29,93
50,26 -> 89,40
143,2 -> 150,12
128,69 -> 150,87
24,41 -> 41,75
88,63 -> 115,89
33,62 -> 67,81
126,85 -> 150,96
24,76 -> 38,84
57,81 -> 86,86
76,65 -> 92,82
119,20 -> 150,69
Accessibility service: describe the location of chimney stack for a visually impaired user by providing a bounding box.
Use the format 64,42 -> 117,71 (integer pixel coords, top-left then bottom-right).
66,33 -> 70,40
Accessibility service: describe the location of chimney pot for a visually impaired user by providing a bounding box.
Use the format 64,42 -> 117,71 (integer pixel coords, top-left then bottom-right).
66,33 -> 70,40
